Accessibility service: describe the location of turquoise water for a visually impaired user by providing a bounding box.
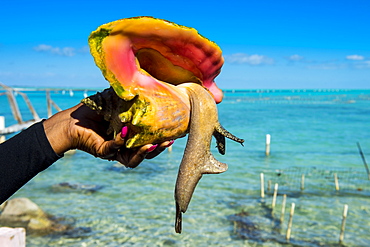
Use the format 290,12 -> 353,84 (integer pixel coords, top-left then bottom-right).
1,89 -> 370,246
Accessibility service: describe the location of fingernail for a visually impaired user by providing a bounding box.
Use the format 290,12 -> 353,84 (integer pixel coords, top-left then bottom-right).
165,140 -> 175,147
120,126 -> 128,139
147,144 -> 158,153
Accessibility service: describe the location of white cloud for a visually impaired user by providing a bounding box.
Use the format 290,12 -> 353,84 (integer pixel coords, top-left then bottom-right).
346,54 -> 365,60
34,44 -> 75,56
353,60 -> 370,69
78,46 -> 90,53
307,59 -> 370,70
287,54 -> 304,61
307,63 -> 346,70
224,53 -> 274,65
33,44 -> 52,52
33,44 -> 88,57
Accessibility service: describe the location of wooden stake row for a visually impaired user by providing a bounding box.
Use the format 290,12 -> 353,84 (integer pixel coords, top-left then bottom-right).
298,173 -> 342,191
259,173 -> 349,243
260,173 -> 348,193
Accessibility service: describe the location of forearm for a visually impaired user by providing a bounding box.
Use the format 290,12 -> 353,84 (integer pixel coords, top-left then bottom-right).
0,103 -> 169,204
0,121 -> 61,204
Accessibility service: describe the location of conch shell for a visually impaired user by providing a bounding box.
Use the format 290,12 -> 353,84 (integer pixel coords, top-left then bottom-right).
82,16 -> 244,233
86,16 -> 224,148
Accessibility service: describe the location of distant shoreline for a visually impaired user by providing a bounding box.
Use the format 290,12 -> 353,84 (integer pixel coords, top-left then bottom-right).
222,88 -> 370,93
1,87 -> 369,94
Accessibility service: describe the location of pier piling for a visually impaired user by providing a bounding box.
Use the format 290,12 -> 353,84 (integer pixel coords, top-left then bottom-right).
286,202 -> 295,242
339,204 -> 348,244
260,173 -> 265,198
272,183 -> 278,210
0,116 -> 4,143
0,83 -> 63,135
357,142 -> 370,180
265,134 -> 271,156
301,174 -> 305,191
334,173 -> 339,191
280,194 -> 287,223
0,116 -> 4,130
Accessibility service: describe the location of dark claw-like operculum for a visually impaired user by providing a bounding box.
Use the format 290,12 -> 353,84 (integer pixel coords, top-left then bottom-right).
215,124 -> 244,146
213,131 -> 226,155
213,124 -> 244,155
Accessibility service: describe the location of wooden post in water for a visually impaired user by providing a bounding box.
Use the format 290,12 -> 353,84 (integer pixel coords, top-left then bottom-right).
286,202 -> 295,242
357,142 -> 370,180
334,173 -> 340,191
5,90 -> 23,124
0,116 -> 5,143
267,180 -> 272,192
18,92 -> 39,121
260,173 -> 265,198
339,204 -> 348,244
0,116 -> 4,130
1,83 -> 24,124
272,183 -> 278,210
46,90 -> 52,118
280,194 -> 287,223
51,100 -> 62,112
46,90 -> 62,117
300,174 -> 305,191
265,134 -> 271,156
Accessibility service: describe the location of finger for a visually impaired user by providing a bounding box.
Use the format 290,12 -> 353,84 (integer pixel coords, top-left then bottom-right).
145,140 -> 174,159
118,144 -> 155,168
112,125 -> 128,148
96,126 -> 127,159
112,126 -> 127,148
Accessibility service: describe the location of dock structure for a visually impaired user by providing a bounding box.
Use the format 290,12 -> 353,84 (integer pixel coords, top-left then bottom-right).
0,121 -> 40,135
0,227 -> 26,247
0,83 -> 62,136
0,116 -> 5,143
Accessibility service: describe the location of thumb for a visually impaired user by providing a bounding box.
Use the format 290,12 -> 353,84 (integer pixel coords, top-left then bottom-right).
96,126 -> 127,159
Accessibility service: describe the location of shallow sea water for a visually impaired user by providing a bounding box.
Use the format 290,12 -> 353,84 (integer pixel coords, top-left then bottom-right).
1,88 -> 370,246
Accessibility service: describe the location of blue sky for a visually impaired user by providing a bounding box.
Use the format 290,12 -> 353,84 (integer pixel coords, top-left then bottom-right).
1,0 -> 369,89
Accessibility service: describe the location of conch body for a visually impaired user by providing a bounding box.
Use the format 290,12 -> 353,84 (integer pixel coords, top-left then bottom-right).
82,16 -> 244,233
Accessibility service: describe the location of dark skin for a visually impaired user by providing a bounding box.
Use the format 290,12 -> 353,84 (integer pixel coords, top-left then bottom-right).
43,103 -> 171,167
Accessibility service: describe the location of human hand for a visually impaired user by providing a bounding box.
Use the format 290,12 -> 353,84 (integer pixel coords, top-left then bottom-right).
43,103 -> 173,168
